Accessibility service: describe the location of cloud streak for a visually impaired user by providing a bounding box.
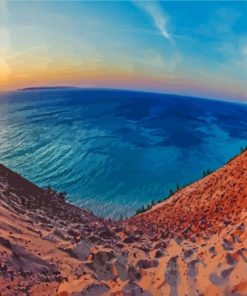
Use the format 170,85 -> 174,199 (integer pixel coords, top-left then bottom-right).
134,1 -> 172,42
6,46 -> 46,62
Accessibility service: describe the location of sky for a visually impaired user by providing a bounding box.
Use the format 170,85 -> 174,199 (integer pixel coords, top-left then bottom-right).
0,0 -> 247,101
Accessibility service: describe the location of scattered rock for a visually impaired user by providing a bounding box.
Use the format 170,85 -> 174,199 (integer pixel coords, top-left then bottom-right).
155,249 -> 164,258
137,259 -> 158,269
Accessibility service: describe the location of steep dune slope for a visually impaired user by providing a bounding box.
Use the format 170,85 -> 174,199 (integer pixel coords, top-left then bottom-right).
0,151 -> 247,295
124,151 -> 247,295
126,151 -> 247,240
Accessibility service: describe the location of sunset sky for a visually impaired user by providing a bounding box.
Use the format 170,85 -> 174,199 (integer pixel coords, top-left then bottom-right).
0,0 -> 247,101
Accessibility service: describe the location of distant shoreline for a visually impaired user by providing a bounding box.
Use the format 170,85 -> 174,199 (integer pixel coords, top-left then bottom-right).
13,86 -> 246,105
19,86 -> 77,91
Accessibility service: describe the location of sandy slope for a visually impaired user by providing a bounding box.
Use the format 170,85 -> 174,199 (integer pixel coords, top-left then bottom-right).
0,151 -> 247,295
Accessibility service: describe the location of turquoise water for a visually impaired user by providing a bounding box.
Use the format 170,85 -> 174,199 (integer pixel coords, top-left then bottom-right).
0,88 -> 247,218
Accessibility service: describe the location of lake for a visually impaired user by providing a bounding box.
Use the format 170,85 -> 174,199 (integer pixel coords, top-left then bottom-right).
0,88 -> 246,218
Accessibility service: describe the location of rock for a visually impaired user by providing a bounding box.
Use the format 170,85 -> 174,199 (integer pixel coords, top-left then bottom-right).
53,228 -> 69,241
187,259 -> 200,277
79,282 -> 110,296
114,226 -> 123,233
208,246 -> 216,254
128,266 -> 142,281
165,256 -> 180,290
222,239 -> 233,251
139,245 -> 150,253
153,241 -> 166,250
236,223 -> 245,232
100,228 -> 116,240
137,259 -> 158,269
0,237 -> 12,250
183,248 -> 194,259
155,250 -> 164,258
116,243 -> 124,249
121,282 -> 143,296
123,236 -> 136,244
92,250 -> 115,265
71,241 -> 90,260
67,228 -> 81,238
221,267 -> 234,279
237,248 -> 247,262
226,253 -> 236,265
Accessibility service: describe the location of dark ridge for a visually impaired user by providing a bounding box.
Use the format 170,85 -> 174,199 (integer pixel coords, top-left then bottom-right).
19,86 -> 77,91
0,163 -> 101,224
0,163 -> 44,197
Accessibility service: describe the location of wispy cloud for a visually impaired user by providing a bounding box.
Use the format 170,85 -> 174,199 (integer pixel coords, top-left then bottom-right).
134,0 -> 172,42
6,46 -> 46,62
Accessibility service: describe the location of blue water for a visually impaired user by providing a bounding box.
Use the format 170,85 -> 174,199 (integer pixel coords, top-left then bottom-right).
0,88 -> 247,219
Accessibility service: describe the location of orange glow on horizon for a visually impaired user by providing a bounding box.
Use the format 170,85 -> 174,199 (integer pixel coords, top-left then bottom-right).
0,60 -> 246,102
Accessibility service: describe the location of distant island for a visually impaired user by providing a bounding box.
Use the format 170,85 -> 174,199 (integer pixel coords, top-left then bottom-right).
19,86 -> 77,91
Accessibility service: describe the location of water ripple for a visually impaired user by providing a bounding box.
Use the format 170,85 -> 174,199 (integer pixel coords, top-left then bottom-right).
0,89 -> 247,218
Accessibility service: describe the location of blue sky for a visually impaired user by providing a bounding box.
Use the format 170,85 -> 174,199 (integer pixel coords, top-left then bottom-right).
0,0 -> 247,101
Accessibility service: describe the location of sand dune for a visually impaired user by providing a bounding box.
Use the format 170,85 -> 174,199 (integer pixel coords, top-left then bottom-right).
0,151 -> 247,295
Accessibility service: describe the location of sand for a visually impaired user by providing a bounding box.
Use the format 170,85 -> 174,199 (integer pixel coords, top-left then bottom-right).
0,151 -> 247,295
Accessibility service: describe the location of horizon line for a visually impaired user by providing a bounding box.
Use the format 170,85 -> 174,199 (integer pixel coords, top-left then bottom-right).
1,85 -> 247,105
